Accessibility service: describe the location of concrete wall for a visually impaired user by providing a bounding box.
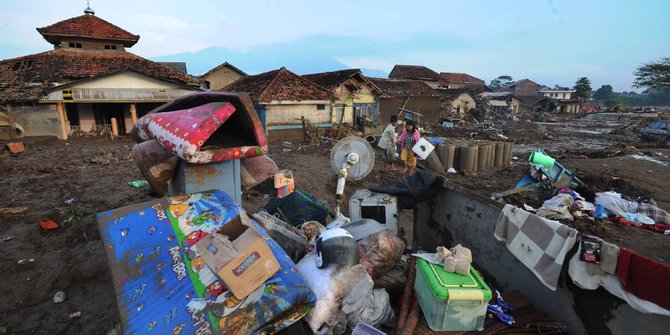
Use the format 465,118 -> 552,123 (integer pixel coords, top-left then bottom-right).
73,72 -> 181,90
263,101 -> 332,126
414,184 -> 670,335
378,96 -> 441,126
9,104 -> 61,138
332,81 -> 378,124
204,66 -> 245,91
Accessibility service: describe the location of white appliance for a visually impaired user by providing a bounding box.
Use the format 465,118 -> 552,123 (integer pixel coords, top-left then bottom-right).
349,189 -> 398,235
412,137 -> 435,160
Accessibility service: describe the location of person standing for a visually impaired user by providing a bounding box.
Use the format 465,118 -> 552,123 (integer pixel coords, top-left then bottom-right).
397,119 -> 420,177
378,115 -> 400,171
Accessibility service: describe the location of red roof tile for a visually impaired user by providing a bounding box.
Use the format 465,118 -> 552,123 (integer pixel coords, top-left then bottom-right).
439,72 -> 485,85
0,49 -> 203,102
367,78 -> 441,98
37,14 -> 139,47
302,69 -> 361,89
389,65 -> 441,81
224,68 -> 333,103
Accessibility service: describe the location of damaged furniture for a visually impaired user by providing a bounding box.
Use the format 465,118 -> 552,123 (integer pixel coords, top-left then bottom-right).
130,91 -> 269,201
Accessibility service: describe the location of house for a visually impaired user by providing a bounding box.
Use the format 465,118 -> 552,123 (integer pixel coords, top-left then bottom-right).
223,67 -> 334,141
367,78 -> 442,124
201,62 -> 247,90
479,91 -> 522,115
302,69 -> 383,129
539,88 -> 580,114
158,62 -> 188,74
501,79 -> 540,97
0,5 -> 203,140
440,89 -> 477,116
388,65 -> 443,89
439,72 -> 486,89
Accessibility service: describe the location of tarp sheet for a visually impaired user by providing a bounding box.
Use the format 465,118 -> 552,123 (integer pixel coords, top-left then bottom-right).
96,190 -> 315,335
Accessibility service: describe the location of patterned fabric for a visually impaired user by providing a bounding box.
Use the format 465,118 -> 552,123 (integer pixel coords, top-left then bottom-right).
494,204 -> 578,291
264,190 -> 329,226
637,202 -> 670,225
96,190 -> 316,335
397,128 -> 420,149
134,102 -> 267,163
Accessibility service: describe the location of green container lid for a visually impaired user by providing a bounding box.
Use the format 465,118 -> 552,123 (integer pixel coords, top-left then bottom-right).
416,258 -> 492,301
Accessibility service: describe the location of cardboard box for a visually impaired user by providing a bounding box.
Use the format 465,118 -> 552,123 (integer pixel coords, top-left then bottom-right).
273,169 -> 294,188
196,210 -> 280,299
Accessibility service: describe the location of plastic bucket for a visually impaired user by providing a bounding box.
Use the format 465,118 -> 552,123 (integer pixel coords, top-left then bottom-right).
529,151 -> 555,169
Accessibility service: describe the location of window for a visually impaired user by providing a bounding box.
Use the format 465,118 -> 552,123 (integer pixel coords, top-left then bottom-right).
316,104 -> 325,110
69,43 -> 82,48
104,45 -> 117,50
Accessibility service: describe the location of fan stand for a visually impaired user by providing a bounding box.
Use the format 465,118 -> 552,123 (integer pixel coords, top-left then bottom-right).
335,152 -> 360,214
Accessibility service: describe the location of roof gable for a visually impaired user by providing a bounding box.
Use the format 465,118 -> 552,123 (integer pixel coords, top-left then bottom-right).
201,61 -> 247,78
224,68 -> 333,102
37,14 -> 140,47
389,65 -> 441,81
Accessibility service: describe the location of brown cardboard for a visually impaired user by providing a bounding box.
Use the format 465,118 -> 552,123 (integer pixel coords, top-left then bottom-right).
195,210 -> 280,299
273,169 -> 294,188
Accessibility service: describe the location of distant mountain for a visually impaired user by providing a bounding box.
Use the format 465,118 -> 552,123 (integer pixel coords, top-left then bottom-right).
151,35 -> 391,77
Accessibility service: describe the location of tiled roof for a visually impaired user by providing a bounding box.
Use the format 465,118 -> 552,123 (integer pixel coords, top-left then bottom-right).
158,62 -> 187,74
223,68 -> 333,103
0,49 -> 203,103
389,65 -> 441,81
37,14 -> 140,47
302,69 -> 360,89
439,72 -> 485,85
367,78 -> 441,98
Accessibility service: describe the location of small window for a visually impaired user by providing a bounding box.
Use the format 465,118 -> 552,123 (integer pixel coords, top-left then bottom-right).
68,42 -> 75,47
111,45 -> 117,50
104,45 -> 110,49
316,104 -> 325,110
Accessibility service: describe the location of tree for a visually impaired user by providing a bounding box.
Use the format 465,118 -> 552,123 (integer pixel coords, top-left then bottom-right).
489,75 -> 514,91
593,84 -> 615,100
634,57 -> 670,89
573,77 -> 592,100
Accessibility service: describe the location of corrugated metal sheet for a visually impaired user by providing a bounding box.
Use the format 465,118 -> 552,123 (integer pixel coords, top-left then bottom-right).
71,88 -> 195,101
41,88 -> 196,102
488,100 -> 508,107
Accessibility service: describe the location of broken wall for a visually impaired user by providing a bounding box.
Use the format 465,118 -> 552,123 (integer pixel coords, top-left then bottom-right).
9,104 -> 62,138
378,96 -> 441,126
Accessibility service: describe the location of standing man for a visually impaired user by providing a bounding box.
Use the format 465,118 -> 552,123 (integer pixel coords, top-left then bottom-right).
397,120 -> 421,177
378,115 -> 400,171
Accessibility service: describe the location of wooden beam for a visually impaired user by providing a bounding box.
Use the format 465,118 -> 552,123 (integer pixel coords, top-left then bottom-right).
56,102 -> 68,140
130,103 -> 138,125
6,104 -> 15,140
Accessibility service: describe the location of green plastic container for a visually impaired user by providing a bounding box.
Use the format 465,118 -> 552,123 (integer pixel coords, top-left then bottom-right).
414,258 -> 492,331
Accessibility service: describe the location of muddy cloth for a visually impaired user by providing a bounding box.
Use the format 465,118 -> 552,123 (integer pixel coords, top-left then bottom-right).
357,230 -> 405,279
96,190 -> 316,335
265,189 -> 330,226
495,204 -> 578,291
369,170 -> 445,209
617,248 -> 670,311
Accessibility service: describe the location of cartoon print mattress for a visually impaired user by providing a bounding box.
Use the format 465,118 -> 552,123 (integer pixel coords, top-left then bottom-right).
96,190 -> 316,335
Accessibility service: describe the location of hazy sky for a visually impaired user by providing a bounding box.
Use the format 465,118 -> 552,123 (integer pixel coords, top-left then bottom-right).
1,0 -> 668,91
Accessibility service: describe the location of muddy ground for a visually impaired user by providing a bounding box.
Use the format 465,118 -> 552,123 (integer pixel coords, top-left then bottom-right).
0,119 -> 669,334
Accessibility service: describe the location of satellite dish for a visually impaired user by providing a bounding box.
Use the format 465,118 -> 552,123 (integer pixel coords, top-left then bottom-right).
330,136 -> 375,181
330,136 -> 375,214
